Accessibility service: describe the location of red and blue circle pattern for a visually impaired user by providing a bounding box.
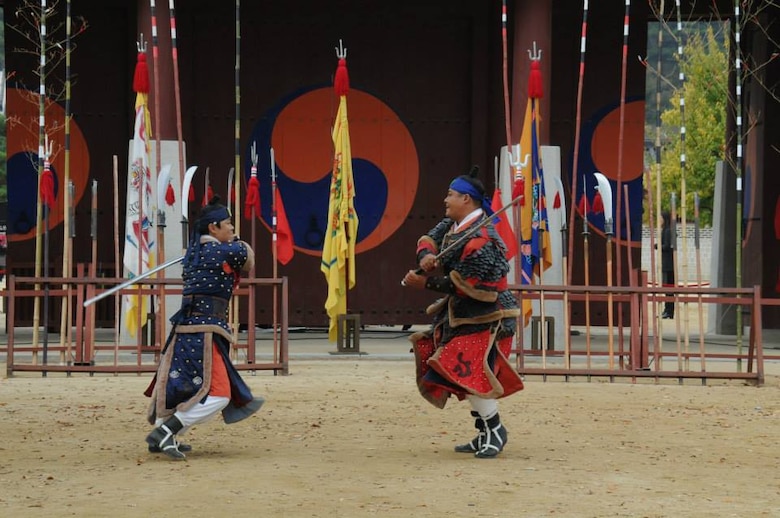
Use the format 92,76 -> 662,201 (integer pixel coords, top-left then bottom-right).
6,87 -> 91,241
247,85 -> 419,256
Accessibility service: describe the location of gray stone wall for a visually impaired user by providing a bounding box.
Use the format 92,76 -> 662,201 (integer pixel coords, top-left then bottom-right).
640,224 -> 712,284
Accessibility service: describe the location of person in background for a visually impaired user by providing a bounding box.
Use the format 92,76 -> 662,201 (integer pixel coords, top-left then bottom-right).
661,211 -> 675,319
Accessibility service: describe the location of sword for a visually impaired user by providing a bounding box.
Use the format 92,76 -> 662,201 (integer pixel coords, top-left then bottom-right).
83,255 -> 184,307
401,193 -> 523,286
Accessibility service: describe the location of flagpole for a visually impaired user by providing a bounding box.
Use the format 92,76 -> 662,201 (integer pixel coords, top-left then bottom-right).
674,0 -> 691,370
33,0 -> 49,364
232,0 -> 242,354
567,0 -> 590,285
67,180 -> 75,368
694,193 -> 706,373
323,41 -> 358,343
89,180 -> 98,363
552,177 -> 570,370
135,36 -> 148,354
41,140 -> 54,374
113,156 -> 121,366
733,0 -> 744,368
623,183 -> 632,370
580,177 -> 592,370
615,0 -> 632,364
59,0 -> 73,366
168,0 -> 187,248
150,0 -> 167,350
500,1 -> 524,345
652,1 -> 665,370
527,43 -> 548,371
271,147 -> 279,353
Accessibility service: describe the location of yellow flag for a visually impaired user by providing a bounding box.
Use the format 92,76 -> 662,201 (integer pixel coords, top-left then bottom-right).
321,95 -> 359,341
122,92 -> 155,337
517,98 -> 552,326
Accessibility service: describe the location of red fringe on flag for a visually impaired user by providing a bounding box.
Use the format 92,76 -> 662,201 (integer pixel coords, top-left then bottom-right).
230,186 -> 236,203
133,52 -> 149,94
244,176 -> 261,219
165,183 -> 175,206
553,191 -> 561,209
592,191 -> 604,214
334,58 -> 350,96
40,167 -> 56,209
578,195 -> 589,215
202,185 -> 214,207
188,184 -> 195,202
528,60 -> 543,99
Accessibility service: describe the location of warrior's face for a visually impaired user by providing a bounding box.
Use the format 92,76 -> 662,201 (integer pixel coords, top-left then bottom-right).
444,189 -> 472,223
209,217 -> 235,243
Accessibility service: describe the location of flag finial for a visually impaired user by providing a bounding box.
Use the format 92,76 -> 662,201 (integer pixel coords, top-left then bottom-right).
334,39 -> 350,96
133,35 -> 149,94
527,41 -> 543,99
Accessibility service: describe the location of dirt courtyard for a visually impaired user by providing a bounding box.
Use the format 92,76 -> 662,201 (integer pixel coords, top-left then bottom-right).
1,359 -> 779,517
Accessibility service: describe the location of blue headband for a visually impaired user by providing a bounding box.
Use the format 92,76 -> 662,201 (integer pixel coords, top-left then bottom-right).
197,206 -> 231,227
449,177 -> 495,218
183,206 -> 233,267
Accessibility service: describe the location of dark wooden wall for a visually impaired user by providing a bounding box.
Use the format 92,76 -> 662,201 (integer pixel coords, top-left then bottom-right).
5,0 -> 779,328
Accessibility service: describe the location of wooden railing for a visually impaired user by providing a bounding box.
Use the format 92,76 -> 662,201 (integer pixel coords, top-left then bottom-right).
3,269 -> 289,376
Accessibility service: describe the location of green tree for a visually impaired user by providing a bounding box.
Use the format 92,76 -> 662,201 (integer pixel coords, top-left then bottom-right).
656,26 -> 728,226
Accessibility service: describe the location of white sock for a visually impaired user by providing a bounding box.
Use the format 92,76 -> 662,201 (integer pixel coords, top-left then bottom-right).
466,395 -> 498,420
174,396 -> 230,428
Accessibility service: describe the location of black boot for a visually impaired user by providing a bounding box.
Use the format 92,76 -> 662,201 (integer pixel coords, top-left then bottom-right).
149,442 -> 192,454
454,411 -> 486,453
474,413 -> 508,459
145,416 -> 186,460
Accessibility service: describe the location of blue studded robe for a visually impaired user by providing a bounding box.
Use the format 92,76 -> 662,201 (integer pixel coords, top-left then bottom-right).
146,235 -> 256,424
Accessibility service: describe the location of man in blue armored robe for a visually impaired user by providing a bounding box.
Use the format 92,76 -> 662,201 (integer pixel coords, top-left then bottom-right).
403,167 -> 524,459
144,196 -> 264,460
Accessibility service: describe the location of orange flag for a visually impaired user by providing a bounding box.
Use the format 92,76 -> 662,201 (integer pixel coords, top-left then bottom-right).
490,189 -> 517,260
275,187 -> 294,265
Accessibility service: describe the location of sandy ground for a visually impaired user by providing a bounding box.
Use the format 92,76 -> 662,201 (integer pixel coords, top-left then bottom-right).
1,359 -> 779,518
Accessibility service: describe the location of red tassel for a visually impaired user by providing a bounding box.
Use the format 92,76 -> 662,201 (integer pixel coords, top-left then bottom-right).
511,177 -> 525,202
165,183 -> 175,206
202,185 -> 214,207
592,191 -> 604,214
244,176 -> 261,219
528,60 -> 543,99
553,192 -> 561,209
40,167 -> 56,209
133,52 -> 149,94
188,185 -> 195,202
230,186 -> 236,203
334,58 -> 350,96
578,195 -> 589,215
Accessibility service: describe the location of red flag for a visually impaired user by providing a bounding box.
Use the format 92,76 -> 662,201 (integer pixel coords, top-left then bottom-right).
491,189 -> 517,260
275,187 -> 294,265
